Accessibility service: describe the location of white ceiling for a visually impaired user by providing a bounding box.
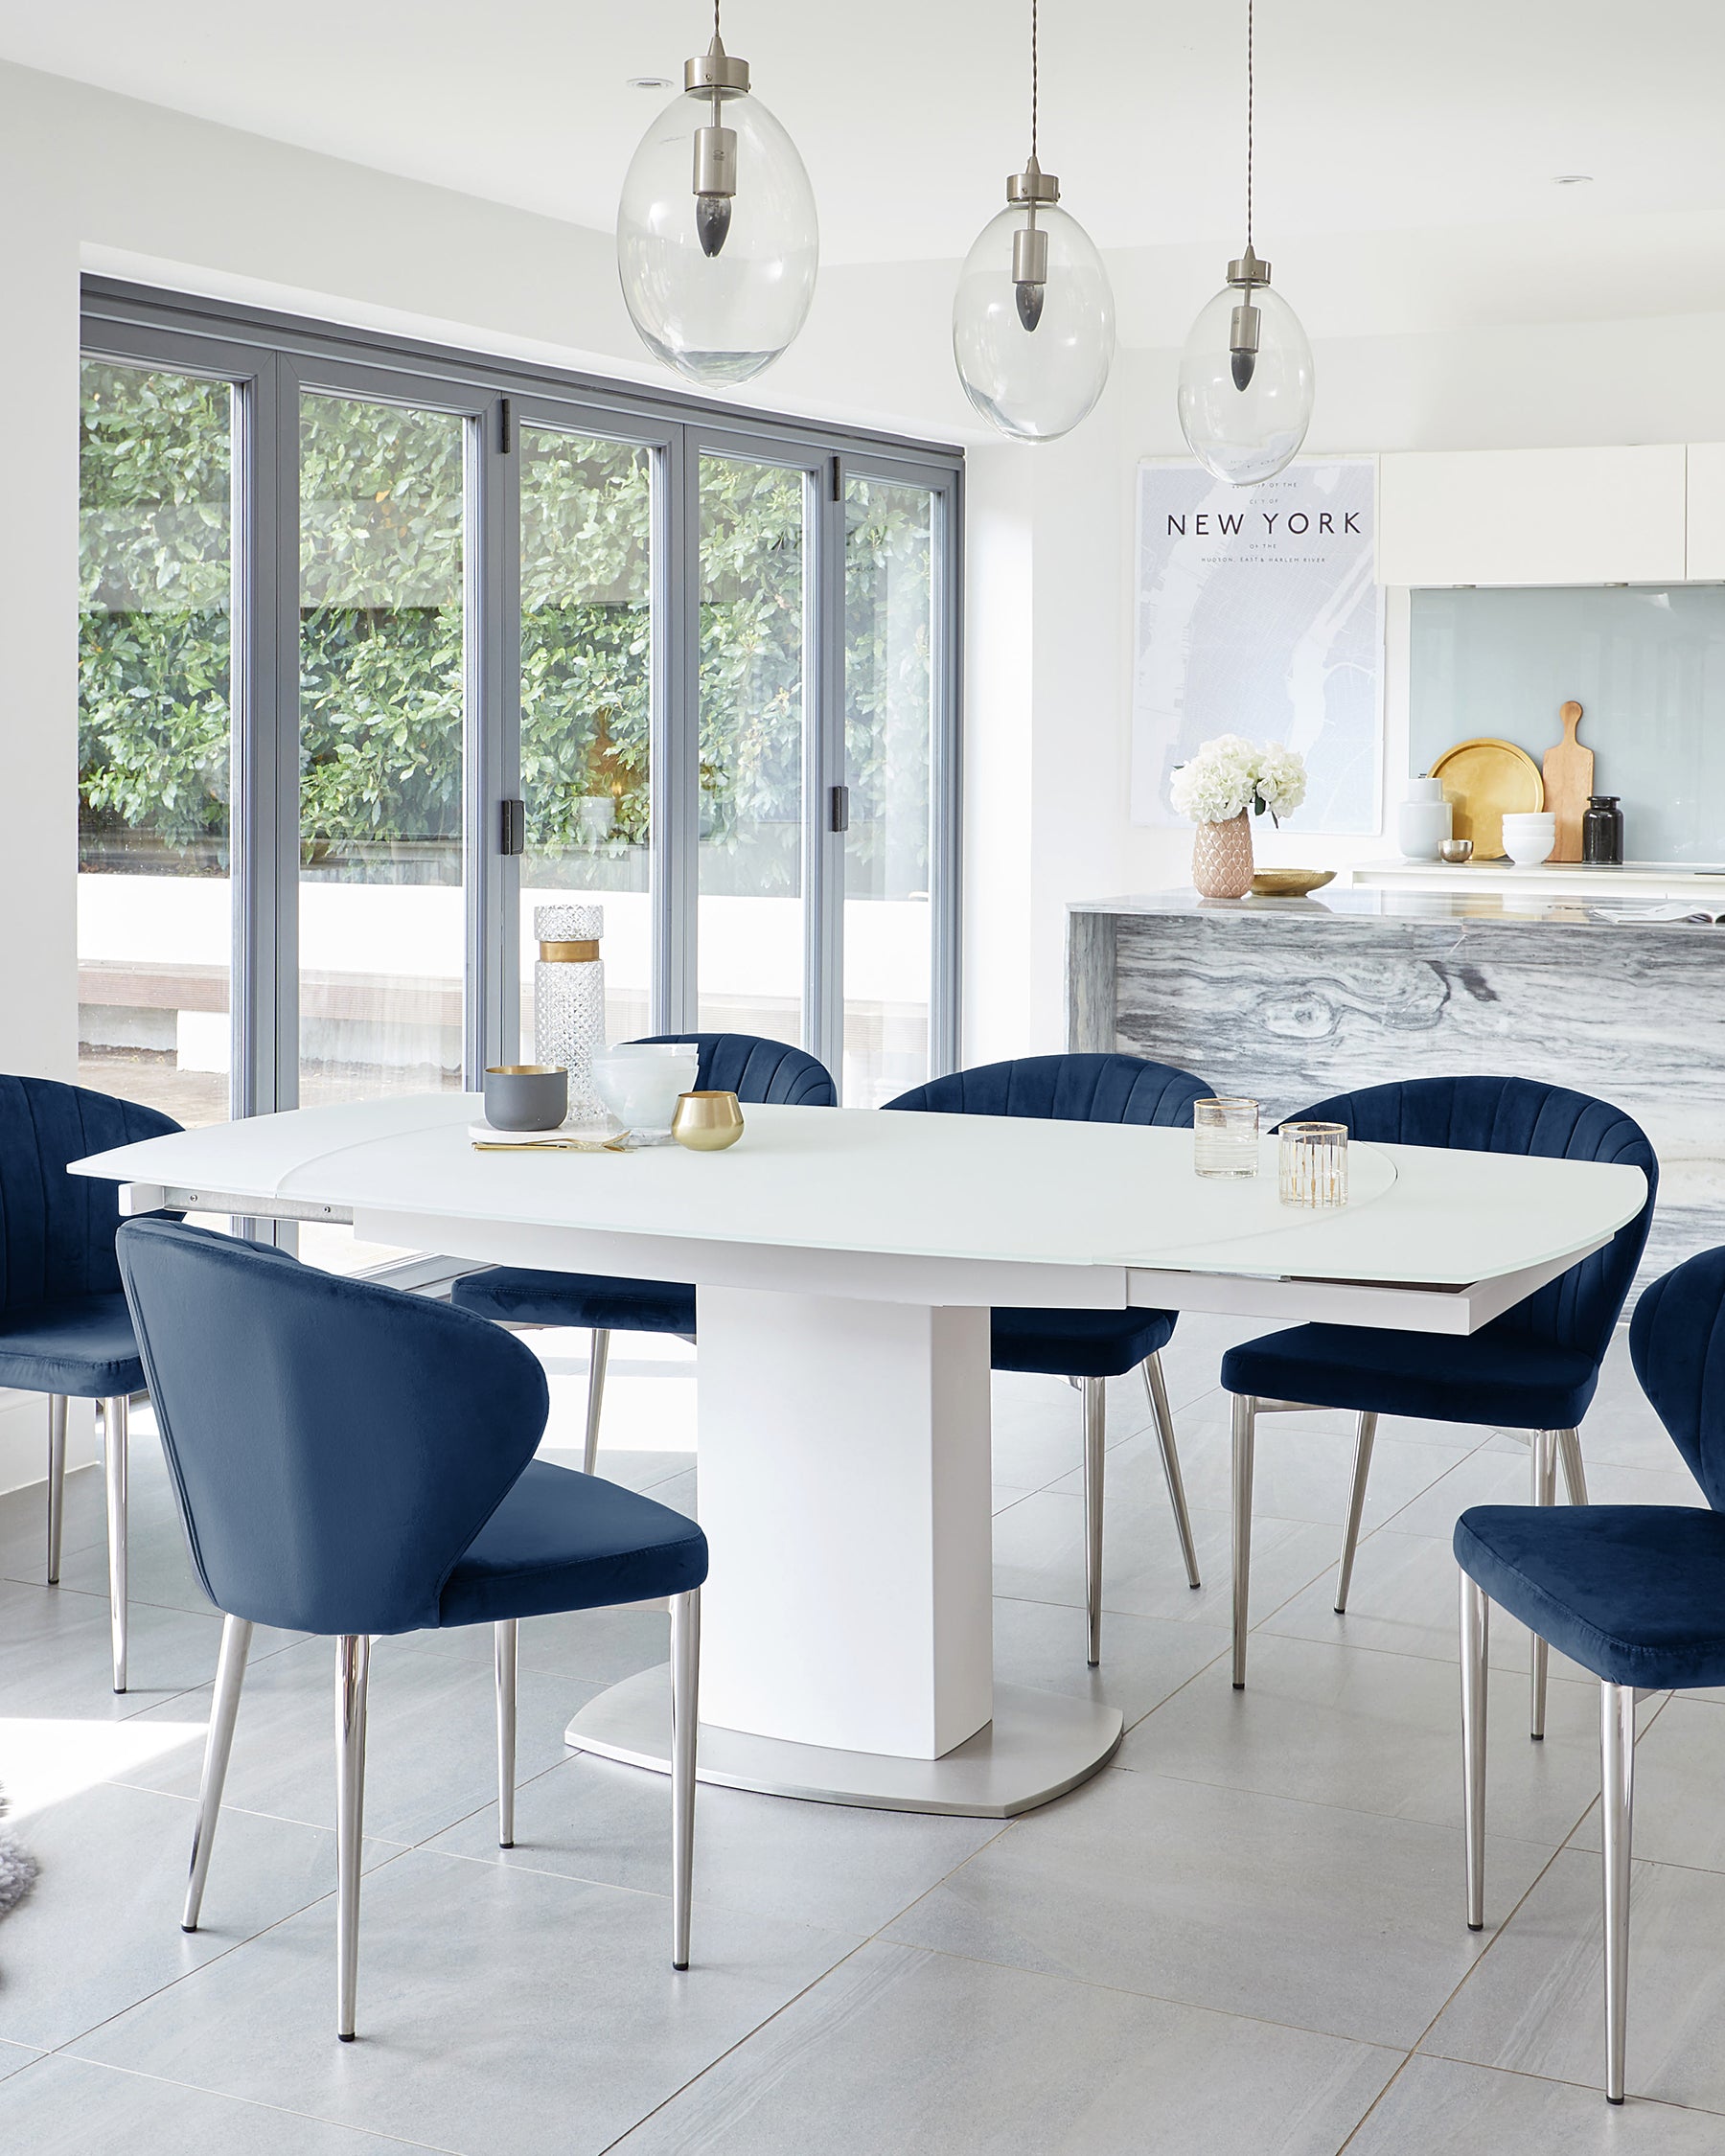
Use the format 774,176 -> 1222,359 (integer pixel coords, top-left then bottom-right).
7,1 -> 1725,330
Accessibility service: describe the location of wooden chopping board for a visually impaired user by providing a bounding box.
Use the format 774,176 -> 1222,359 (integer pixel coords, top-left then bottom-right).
1542,700 -> 1593,862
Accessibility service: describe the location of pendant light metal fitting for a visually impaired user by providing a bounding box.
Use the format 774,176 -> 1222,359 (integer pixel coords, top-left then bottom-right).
686,31 -> 748,256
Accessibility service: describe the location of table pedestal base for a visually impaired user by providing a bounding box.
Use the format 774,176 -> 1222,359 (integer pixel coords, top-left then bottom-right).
565,1667 -> 1122,1819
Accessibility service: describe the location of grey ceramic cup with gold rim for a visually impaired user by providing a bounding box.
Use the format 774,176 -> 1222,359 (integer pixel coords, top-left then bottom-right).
483,1065 -> 568,1133
671,1090 -> 745,1151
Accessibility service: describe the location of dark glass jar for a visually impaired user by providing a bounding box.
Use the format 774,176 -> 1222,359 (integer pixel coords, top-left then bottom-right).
1581,794 -> 1624,866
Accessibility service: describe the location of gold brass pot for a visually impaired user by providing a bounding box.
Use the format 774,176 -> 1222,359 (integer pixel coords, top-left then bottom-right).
672,1090 -> 745,1151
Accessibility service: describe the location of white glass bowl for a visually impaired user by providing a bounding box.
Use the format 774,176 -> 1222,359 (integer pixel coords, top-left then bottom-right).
590,1043 -> 701,1142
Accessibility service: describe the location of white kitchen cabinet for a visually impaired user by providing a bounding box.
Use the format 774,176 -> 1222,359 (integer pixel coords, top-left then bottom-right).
1377,445 -> 1688,586
1685,445 -> 1725,581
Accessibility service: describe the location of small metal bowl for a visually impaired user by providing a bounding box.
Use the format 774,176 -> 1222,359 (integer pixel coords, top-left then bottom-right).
1438,838 -> 1474,864
671,1090 -> 745,1152
483,1064 -> 568,1133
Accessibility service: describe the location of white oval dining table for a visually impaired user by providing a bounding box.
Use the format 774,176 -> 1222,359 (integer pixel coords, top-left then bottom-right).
75,1094 -> 1647,1818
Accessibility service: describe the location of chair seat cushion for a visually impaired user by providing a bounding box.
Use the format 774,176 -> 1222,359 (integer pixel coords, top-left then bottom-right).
1455,1504 -> 1725,1689
450,1267 -> 697,1336
0,1293 -> 144,1398
991,1306 -> 1176,1380
438,1459 -> 708,1628
1219,1320 -> 1599,1431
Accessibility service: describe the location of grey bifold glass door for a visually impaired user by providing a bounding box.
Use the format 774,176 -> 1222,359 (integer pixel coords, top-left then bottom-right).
80,283 -> 962,1158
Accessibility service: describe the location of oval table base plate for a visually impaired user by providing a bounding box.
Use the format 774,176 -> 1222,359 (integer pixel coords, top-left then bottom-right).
564,1668 -> 1124,1819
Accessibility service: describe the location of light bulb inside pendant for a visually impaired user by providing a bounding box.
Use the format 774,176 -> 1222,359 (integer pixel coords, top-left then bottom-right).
1178,245 -> 1314,486
616,16 -> 818,386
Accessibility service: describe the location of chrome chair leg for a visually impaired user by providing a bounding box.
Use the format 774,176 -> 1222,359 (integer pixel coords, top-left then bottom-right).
669,1588 -> 701,1971
1142,1354 -> 1200,1590
494,1618 -> 518,1848
1459,1573 -> 1489,1931
46,1393 -> 67,1585
1081,1376 -> 1106,1666
584,1328 -> 610,1475
1335,1411 -> 1379,1614
102,1394 -> 129,1692
1600,1679 -> 1636,2104
334,1633 -> 371,2041
182,1614 -> 253,1931
1530,1429 -> 1557,1738
1230,1393 -> 1256,1688
1558,1426 -> 1589,1507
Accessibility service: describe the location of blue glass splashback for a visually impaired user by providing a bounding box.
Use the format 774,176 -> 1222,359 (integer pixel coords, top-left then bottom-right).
1408,586 -> 1725,863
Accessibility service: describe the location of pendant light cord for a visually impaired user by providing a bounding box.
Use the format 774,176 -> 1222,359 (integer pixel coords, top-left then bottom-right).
1245,0 -> 1254,250
1030,0 -> 1039,161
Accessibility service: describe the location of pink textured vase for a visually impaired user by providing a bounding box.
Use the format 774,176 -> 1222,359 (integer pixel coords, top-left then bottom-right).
1191,812 -> 1254,900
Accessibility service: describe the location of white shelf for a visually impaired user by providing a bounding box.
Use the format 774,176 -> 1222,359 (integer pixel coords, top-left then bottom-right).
1350,860 -> 1725,897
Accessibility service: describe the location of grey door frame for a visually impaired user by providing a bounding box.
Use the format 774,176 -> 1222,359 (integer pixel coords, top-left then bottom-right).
79,277 -> 964,1104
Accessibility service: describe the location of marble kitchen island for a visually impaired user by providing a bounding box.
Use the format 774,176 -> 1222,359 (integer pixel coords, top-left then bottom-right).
1068,887 -> 1725,1281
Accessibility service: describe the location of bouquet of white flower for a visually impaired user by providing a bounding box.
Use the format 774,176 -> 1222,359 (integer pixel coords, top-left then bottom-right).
1170,735 -> 1307,825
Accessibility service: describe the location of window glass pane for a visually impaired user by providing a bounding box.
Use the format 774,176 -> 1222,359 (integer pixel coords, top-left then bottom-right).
519,427 -> 653,1048
298,394 -> 466,1108
697,456 -> 806,1045
79,360 -> 233,1128
843,478 -> 935,1107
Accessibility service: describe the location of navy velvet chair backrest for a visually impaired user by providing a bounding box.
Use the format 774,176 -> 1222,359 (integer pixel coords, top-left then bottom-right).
0,1074 -> 180,1312
1295,1075 -> 1658,1365
116,1218 -> 548,1636
633,1033 -> 836,1107
1630,1246 -> 1725,1512
883,1052 -> 1210,1129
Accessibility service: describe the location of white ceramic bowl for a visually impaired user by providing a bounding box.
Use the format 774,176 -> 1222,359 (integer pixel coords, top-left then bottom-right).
1502,830 -> 1556,865
1501,813 -> 1554,829
590,1043 -> 701,1137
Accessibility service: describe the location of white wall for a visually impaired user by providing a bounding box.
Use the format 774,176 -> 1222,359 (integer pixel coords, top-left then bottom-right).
1110,312 -> 1725,904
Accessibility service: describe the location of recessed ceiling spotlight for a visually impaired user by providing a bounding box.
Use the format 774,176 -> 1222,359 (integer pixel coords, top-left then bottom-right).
627,75 -> 674,89
1552,173 -> 1594,186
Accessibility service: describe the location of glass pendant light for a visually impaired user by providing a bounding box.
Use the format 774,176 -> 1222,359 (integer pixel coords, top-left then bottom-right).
952,0 -> 1115,442
1178,0 -> 1314,484
617,2 -> 818,387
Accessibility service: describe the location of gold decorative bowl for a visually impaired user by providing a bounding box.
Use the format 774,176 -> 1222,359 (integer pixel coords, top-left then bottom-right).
1249,869 -> 1336,899
672,1090 -> 745,1151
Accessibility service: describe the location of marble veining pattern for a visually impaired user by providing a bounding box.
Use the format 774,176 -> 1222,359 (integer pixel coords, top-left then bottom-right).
1071,902 -> 1725,1281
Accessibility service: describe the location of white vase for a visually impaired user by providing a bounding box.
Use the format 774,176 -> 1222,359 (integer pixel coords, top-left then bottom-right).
1397,778 -> 1452,861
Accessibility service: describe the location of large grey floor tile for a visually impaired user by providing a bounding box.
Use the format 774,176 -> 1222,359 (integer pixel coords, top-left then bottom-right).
1386,1446 -> 1705,1539
0,2043 -> 41,2086
0,2055 -> 444,2155
993,1594 -> 1230,1729
1121,1631 -> 1609,1846
1569,1698 -> 1725,1869
118,1632 -> 605,1846
0,1575 -> 234,1722
427,1749 -> 1003,1935
610,1939 -> 1398,2156
0,1779 -> 385,2051
991,1488 -> 1338,1629
1424,1846 -> 1725,2113
1167,1412 -> 1473,1530
883,1765 -> 1553,2049
72,1846 -> 859,2156
1347,2053 -> 1725,2154
1259,1525 -> 1596,1684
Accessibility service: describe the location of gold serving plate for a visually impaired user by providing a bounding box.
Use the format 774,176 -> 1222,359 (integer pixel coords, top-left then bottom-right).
1249,869 -> 1336,899
1428,738 -> 1544,861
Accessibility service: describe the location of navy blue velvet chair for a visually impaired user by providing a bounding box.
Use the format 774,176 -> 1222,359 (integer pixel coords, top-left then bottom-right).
885,1052 -> 1212,1663
1221,1076 -> 1657,1718
0,1073 -> 181,1690
1455,1245 -> 1725,2104
115,1216 -> 707,2041
451,1033 -> 836,1471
